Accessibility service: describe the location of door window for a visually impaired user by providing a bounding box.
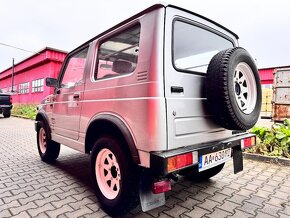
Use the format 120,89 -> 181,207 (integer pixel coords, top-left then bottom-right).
61,47 -> 89,88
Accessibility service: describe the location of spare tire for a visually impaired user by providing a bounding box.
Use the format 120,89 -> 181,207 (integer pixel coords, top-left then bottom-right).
206,47 -> 261,130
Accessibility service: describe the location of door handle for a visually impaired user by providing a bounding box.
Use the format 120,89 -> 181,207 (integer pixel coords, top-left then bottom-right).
73,93 -> 80,99
171,86 -> 184,93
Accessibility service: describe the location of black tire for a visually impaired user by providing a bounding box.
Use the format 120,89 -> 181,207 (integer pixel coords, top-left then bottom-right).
90,135 -> 140,216
3,109 -> 11,118
183,163 -> 225,182
37,121 -> 60,163
206,47 -> 262,130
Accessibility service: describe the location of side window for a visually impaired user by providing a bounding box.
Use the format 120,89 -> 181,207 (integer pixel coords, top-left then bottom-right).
94,24 -> 140,80
61,47 -> 89,88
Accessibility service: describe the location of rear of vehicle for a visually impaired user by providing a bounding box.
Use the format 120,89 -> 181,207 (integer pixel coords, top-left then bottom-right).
0,90 -> 12,118
150,5 -> 261,179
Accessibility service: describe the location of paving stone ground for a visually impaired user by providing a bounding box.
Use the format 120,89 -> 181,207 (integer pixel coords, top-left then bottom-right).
0,117 -> 289,218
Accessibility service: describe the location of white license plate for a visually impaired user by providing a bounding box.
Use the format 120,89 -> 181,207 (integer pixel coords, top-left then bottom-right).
198,148 -> 232,172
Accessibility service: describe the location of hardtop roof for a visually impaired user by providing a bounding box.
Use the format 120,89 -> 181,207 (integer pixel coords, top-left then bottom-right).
69,3 -> 238,55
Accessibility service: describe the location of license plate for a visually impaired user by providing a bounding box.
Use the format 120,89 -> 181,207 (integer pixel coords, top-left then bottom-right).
198,148 -> 232,172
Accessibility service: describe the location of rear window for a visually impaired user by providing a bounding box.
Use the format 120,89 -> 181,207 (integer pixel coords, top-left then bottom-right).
173,20 -> 234,73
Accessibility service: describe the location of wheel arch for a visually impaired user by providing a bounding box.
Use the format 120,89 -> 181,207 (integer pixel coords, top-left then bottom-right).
35,112 -> 51,136
85,114 -> 140,164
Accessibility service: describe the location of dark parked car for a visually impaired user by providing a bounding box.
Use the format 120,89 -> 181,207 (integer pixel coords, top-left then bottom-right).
0,89 -> 12,118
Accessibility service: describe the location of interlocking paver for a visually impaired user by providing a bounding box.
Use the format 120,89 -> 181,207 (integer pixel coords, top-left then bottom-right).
277,213 -> 290,218
208,192 -> 229,203
65,206 -> 94,218
34,194 -> 60,207
3,192 -> 27,204
237,201 -> 262,215
163,204 -> 189,217
245,195 -> 267,206
280,203 -> 290,216
217,187 -> 236,197
256,212 -> 277,218
46,205 -> 74,217
146,205 -> 170,217
258,203 -> 281,217
28,202 -> 55,217
0,209 -> 12,217
10,202 -> 38,216
205,207 -> 232,218
184,206 -> 210,217
197,199 -> 221,212
266,197 -> 288,208
217,200 -> 240,213
178,197 -> 201,210
271,190 -> 290,200
1,117 -> 290,218
227,209 -> 254,218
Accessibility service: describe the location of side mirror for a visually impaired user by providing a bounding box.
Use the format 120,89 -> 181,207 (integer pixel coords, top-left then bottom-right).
46,78 -> 58,87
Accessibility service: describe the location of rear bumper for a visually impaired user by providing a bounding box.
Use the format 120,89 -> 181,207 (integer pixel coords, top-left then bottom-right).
0,105 -> 12,109
150,133 -> 255,176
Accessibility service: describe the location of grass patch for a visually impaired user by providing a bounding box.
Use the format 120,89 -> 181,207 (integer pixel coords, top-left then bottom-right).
12,104 -> 37,120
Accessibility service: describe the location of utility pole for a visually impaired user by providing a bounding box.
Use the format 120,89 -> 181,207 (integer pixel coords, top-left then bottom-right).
11,58 -> 14,93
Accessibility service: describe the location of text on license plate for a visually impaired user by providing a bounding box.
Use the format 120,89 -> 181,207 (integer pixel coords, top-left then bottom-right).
198,148 -> 232,172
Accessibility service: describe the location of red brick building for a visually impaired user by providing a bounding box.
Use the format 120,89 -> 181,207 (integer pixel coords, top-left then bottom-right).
0,47 -> 66,104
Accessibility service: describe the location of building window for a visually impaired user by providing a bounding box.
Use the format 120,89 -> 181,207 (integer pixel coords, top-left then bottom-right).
19,82 -> 30,94
32,79 -> 44,93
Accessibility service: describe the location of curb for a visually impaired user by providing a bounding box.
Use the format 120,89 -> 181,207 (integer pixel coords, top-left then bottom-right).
243,152 -> 290,166
12,115 -> 34,120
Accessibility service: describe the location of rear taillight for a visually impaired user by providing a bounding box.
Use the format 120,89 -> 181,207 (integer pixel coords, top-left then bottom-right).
167,152 -> 198,173
241,136 -> 256,149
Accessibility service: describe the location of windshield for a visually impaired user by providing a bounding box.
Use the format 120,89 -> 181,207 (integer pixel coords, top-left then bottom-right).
173,20 -> 234,73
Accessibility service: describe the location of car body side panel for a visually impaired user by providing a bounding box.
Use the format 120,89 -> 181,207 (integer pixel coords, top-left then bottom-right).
79,8 -> 167,157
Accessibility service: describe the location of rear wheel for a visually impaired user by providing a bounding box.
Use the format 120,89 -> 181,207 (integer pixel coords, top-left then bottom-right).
37,121 -> 60,163
3,109 -> 11,118
90,135 -> 140,216
182,163 -> 225,182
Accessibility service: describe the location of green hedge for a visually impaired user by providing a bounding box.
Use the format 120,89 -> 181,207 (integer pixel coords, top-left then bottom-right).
248,119 -> 290,158
12,104 -> 37,120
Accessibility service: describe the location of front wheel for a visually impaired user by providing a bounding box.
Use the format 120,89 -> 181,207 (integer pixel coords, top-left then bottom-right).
37,121 -> 60,163
90,135 -> 140,216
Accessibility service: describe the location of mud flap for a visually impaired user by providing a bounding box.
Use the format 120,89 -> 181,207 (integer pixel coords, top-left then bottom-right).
233,148 -> 243,174
139,170 -> 165,212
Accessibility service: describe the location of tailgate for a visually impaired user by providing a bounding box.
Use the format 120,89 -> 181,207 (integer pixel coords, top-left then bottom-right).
163,7 -> 239,150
